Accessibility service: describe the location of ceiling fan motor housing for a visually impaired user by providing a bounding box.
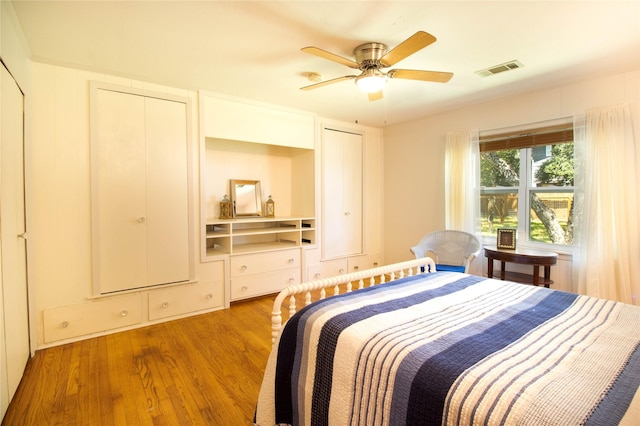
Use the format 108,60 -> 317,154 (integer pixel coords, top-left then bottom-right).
354,42 -> 388,70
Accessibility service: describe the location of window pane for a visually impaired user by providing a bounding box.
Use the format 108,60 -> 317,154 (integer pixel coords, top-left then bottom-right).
480,148 -> 520,238
530,191 -> 573,245
531,143 -> 574,187
481,191 -> 518,237
480,149 -> 520,187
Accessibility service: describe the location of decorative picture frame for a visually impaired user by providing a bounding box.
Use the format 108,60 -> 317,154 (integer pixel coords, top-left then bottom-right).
497,228 -> 516,249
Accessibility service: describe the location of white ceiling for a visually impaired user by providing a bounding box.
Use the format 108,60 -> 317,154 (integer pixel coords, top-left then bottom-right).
10,0 -> 640,127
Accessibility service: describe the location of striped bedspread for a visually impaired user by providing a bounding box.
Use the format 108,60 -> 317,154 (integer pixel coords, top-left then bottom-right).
255,272 -> 640,425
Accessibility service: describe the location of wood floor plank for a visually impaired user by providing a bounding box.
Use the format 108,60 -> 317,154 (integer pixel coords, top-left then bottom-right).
2,296 -> 275,425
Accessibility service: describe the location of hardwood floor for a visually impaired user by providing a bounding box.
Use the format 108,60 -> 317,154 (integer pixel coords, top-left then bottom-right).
3,296 -> 275,425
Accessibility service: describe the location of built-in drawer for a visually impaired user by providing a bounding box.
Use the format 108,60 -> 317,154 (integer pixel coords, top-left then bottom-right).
347,255 -> 381,273
231,268 -> 300,300
307,258 -> 348,281
148,281 -> 224,321
230,249 -> 300,277
43,293 -> 143,343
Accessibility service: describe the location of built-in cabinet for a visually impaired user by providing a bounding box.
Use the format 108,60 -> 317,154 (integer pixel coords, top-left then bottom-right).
199,94 -> 383,301
38,82 -> 226,347
205,217 -> 315,300
200,93 -> 318,302
91,83 -> 193,294
321,128 -> 363,259
0,63 -> 29,419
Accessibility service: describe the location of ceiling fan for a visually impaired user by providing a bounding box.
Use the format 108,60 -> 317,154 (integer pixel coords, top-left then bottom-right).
300,31 -> 453,101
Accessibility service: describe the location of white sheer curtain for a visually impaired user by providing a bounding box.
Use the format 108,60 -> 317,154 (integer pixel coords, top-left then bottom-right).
444,130 -> 480,234
573,104 -> 640,305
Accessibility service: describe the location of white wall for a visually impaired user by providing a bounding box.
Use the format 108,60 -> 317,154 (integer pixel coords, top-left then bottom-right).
383,69 -> 640,291
1,1 -> 30,90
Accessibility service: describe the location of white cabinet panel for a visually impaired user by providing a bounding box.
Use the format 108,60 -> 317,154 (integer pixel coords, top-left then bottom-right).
144,97 -> 190,286
93,89 -> 148,289
91,85 -> 191,294
321,128 -> 363,259
201,95 -> 315,149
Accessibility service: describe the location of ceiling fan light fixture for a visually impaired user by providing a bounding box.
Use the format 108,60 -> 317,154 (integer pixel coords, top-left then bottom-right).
355,69 -> 386,93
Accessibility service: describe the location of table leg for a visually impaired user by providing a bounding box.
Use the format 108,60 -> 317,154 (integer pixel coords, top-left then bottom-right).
487,257 -> 493,279
500,261 -> 506,280
544,265 -> 551,288
533,265 -> 540,286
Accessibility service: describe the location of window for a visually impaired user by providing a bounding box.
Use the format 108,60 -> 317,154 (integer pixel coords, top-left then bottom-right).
480,125 -> 574,247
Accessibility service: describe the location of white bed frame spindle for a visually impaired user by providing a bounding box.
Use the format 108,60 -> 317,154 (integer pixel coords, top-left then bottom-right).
271,257 -> 436,345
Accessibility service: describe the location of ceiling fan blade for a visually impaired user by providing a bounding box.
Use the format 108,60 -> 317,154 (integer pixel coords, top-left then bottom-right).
300,75 -> 356,90
380,31 -> 437,67
368,91 -> 383,102
388,69 -> 453,83
301,47 -> 360,69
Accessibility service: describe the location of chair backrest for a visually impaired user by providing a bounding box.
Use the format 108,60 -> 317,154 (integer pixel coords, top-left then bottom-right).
410,230 -> 481,272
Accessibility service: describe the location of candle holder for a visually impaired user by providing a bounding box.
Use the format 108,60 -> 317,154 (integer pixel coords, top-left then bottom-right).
219,194 -> 232,219
265,195 -> 275,217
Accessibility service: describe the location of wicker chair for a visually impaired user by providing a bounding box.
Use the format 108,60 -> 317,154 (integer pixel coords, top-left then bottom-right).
410,230 -> 481,273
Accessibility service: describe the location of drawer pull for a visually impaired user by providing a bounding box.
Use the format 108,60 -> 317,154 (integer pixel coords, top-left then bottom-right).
206,293 -> 214,300
120,310 -> 128,317
288,258 -> 294,263
315,273 -> 321,279
339,268 -> 345,274
353,266 -> 359,270
61,321 -> 69,328
161,302 -> 169,309
288,278 -> 295,283
137,217 -> 146,223
241,286 -> 248,292
373,262 -> 379,266
241,265 -> 248,271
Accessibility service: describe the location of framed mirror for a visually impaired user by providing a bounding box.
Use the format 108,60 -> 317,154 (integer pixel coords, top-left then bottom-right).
230,179 -> 263,217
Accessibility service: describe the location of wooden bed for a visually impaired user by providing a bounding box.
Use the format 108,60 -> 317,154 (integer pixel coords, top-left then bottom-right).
256,258 -> 640,425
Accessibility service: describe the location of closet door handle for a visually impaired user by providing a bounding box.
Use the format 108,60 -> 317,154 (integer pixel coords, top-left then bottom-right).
138,217 -> 146,223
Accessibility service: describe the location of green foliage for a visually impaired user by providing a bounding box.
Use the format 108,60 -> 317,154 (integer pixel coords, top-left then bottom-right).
480,149 -> 519,186
534,143 -> 574,186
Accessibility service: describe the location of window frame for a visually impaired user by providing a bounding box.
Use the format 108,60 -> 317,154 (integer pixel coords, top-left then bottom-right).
479,123 -> 574,252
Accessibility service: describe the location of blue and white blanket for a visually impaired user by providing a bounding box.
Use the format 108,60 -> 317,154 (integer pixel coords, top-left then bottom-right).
255,272 -> 640,425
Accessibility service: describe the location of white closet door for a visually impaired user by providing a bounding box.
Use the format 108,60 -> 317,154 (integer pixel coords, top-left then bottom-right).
0,64 -> 29,417
144,97 -> 189,286
94,89 -> 148,292
321,128 -> 363,259
93,88 -> 190,294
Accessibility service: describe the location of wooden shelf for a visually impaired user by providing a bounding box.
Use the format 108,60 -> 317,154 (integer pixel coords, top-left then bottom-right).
204,217 -> 315,256
491,271 -> 553,287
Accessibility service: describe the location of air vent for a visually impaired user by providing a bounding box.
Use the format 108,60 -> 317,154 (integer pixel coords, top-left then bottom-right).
475,60 -> 524,77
